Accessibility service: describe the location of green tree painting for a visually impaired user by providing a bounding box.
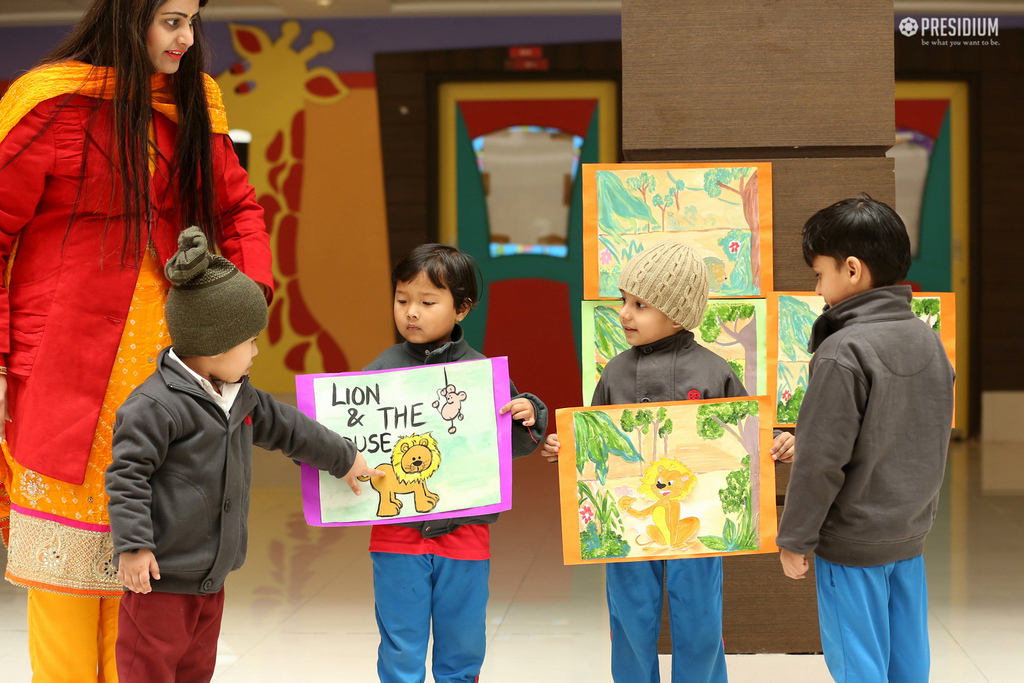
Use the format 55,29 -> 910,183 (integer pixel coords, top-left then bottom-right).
578,481 -> 630,560
619,408 -> 654,471
665,171 -> 693,215
652,194 -> 669,231
573,411 -> 642,560
573,410 -> 642,485
776,295 -> 820,424
775,386 -> 805,424
911,297 -> 941,331
658,415 -> 674,454
699,301 -> 758,395
626,172 -> 657,204
593,305 -> 630,377
698,455 -> 759,551
695,401 -> 762,551
597,171 -> 658,236
717,230 -> 753,294
590,166 -> 767,298
703,167 -> 760,289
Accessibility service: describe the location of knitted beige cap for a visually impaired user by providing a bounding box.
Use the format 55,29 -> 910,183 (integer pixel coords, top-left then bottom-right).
618,240 -> 709,330
164,227 -> 268,357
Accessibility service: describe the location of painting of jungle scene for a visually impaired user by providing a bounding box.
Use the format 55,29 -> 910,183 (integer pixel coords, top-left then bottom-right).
581,299 -> 767,405
770,292 -> 955,427
557,397 -> 777,564
582,163 -> 773,300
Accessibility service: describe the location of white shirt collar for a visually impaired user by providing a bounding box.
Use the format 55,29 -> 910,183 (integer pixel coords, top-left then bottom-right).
168,347 -> 242,416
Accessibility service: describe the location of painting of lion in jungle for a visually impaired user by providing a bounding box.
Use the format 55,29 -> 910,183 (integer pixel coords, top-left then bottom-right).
563,398 -> 775,564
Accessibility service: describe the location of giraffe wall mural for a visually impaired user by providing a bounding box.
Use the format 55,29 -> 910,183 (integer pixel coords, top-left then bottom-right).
215,22 -> 394,393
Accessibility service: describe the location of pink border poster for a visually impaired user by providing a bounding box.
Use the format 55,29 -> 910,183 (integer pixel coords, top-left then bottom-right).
298,358 -> 513,526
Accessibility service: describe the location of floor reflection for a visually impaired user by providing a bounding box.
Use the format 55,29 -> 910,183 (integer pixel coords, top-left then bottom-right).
1,439 -> 1023,681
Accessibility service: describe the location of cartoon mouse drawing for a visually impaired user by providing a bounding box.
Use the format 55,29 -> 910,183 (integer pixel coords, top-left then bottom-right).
432,382 -> 467,434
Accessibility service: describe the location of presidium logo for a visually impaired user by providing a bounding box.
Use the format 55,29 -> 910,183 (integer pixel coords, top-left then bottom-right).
899,16 -> 1001,46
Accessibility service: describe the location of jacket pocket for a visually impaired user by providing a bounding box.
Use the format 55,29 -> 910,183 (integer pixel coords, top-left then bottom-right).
150,471 -> 219,572
8,269 -> 61,374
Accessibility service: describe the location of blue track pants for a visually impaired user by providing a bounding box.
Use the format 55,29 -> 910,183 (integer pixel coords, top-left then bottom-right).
606,557 -> 727,683
372,552 -> 489,683
815,554 -> 930,683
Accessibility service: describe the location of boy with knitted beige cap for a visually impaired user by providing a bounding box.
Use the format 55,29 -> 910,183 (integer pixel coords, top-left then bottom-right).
543,240 -> 794,682
105,227 -> 382,682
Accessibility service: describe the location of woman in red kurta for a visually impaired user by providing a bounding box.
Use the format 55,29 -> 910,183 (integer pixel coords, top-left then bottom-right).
0,1 -> 272,680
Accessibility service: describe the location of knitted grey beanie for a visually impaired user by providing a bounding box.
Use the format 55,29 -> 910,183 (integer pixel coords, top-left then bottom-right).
164,227 -> 268,356
618,240 -> 710,330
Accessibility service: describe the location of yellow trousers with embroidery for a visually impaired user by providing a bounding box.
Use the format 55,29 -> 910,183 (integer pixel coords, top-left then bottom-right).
27,590 -> 119,682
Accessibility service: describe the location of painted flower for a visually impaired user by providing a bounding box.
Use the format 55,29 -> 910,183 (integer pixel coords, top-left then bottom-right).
782,389 -> 792,403
687,389 -> 701,400
728,240 -> 741,254
579,503 -> 595,525
599,248 -> 613,265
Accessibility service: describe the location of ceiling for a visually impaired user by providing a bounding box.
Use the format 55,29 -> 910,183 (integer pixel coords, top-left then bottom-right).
0,0 -> 613,26
0,0 -> 1021,26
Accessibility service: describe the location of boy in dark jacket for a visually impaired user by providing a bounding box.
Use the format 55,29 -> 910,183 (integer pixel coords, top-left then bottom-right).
105,227 -> 381,682
777,196 -> 955,682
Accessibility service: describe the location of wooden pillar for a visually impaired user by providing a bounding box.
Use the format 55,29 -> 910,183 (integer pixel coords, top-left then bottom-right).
620,0 -> 896,653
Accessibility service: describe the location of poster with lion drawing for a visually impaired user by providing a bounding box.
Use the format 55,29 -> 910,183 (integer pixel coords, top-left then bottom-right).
556,396 -> 777,564
297,358 -> 513,526
582,162 -> 773,300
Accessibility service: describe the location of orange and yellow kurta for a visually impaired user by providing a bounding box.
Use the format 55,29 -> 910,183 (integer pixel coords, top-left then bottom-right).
0,249 -> 169,595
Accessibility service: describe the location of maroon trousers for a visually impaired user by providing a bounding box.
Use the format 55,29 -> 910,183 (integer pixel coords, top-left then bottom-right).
116,588 -> 225,683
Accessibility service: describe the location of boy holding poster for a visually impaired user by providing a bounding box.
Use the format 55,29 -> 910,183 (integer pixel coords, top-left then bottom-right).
777,196 -> 955,682
542,240 -> 794,682
106,228 -> 381,681
364,244 -> 547,683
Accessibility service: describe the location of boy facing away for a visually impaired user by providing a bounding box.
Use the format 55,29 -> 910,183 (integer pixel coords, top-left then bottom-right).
543,240 -> 794,683
105,227 -> 381,682
777,196 -> 955,682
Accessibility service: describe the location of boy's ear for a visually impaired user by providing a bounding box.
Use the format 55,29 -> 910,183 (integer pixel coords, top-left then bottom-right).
845,256 -> 874,288
456,301 -> 472,321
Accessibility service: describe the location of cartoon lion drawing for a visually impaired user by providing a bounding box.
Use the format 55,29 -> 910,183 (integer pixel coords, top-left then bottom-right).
618,457 -> 700,551
358,432 -> 442,517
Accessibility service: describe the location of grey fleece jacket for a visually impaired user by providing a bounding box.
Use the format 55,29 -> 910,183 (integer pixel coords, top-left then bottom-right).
777,286 -> 955,567
363,324 -> 547,538
106,347 -> 358,595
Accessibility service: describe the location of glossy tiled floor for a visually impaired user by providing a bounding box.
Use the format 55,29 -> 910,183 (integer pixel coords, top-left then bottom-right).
2,439 -> 1023,681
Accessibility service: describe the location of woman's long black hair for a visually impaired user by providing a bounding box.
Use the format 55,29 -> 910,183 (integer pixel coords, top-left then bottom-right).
38,0 -> 216,265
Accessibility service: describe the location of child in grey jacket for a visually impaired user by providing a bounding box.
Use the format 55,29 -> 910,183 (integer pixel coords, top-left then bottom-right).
542,240 -> 795,683
777,196 -> 955,683
105,227 -> 381,683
